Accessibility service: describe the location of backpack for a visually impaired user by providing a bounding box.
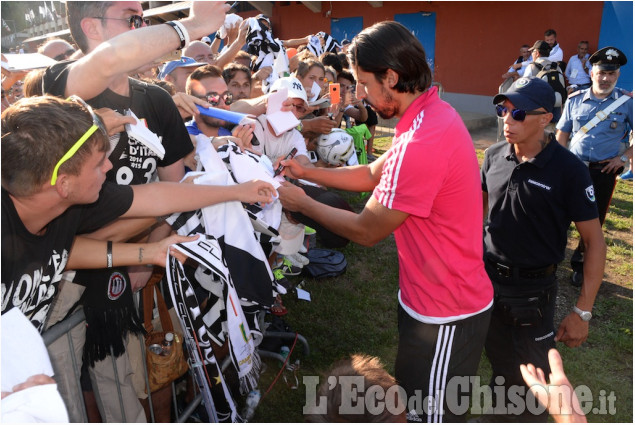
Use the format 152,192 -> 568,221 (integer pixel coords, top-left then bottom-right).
304,248 -> 347,278
535,61 -> 567,107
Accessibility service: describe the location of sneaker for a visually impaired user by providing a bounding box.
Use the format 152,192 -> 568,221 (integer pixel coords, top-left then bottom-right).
304,226 -> 316,235
278,257 -> 302,276
287,252 -> 309,267
570,271 -> 583,288
298,244 -> 308,254
273,268 -> 291,291
619,170 -> 633,180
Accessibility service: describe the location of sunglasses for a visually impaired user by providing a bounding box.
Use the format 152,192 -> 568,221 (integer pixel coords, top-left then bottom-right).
53,49 -> 76,61
51,96 -> 102,186
495,104 -> 548,122
196,92 -> 233,107
93,15 -> 150,29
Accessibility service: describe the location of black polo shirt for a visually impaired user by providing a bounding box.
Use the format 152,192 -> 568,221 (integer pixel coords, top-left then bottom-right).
481,136 -> 598,268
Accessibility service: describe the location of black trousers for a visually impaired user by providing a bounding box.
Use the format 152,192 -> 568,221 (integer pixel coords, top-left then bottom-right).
395,304 -> 492,422
483,262 -> 557,422
571,164 -> 621,272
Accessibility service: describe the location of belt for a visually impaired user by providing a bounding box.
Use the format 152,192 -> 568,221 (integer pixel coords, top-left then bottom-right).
486,258 -> 557,279
588,161 -> 607,170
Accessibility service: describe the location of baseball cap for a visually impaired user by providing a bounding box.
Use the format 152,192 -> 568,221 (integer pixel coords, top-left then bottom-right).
529,40 -> 551,55
493,77 -> 555,113
201,36 -> 212,45
269,77 -> 309,107
158,56 -> 207,80
589,46 -> 627,71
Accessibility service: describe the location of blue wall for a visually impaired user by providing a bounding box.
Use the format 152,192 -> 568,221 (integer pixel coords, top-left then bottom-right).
598,1 -> 633,91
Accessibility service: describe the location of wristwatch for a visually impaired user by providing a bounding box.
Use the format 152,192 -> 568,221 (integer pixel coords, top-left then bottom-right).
573,306 -> 592,321
619,154 -> 628,163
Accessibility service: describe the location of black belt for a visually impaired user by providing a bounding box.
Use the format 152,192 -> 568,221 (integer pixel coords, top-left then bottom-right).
486,258 -> 557,279
588,162 -> 607,170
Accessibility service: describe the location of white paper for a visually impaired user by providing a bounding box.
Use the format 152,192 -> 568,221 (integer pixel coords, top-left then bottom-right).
266,88 -> 301,136
296,287 -> 311,301
309,81 -> 321,102
125,109 -> 165,159
1,53 -> 57,71
1,309 -> 54,392
570,69 -> 578,79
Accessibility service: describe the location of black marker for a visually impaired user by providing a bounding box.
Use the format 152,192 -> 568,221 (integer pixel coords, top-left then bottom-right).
228,1 -> 239,13
273,148 -> 297,177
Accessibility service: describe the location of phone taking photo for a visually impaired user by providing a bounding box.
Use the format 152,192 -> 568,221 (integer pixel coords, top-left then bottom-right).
329,83 -> 340,104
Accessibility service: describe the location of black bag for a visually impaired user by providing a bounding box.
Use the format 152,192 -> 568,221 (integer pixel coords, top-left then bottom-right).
304,248 -> 347,278
535,61 -> 567,106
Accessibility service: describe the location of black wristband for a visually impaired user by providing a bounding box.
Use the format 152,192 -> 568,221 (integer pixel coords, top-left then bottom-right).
165,21 -> 187,50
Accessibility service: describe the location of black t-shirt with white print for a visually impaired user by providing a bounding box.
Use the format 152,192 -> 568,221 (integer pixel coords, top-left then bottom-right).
43,61 -> 193,184
1,183 -> 134,332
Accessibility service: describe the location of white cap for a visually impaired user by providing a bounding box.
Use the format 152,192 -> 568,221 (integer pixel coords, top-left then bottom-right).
201,36 -> 212,45
269,77 -> 308,108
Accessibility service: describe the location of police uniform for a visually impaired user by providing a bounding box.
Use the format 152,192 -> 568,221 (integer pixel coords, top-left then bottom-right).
556,46 -> 633,282
483,77 -> 599,421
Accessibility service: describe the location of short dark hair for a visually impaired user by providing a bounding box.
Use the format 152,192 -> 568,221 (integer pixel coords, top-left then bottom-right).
544,28 -> 557,37
186,64 -> 223,94
222,63 -> 252,86
337,52 -> 349,70
66,1 -> 114,53
319,52 -> 342,74
348,21 -> 431,94
337,69 -> 355,85
2,96 -> 109,196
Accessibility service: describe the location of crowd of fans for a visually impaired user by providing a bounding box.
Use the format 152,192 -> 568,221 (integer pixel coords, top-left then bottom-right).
1,2 -> 631,423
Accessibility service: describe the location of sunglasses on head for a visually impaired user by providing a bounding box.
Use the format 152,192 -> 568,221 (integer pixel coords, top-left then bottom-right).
197,92 -> 233,107
495,104 -> 548,122
51,96 -> 103,186
53,49 -> 76,61
93,15 -> 150,29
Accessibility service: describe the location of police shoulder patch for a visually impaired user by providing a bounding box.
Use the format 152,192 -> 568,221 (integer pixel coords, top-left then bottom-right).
585,185 -> 596,202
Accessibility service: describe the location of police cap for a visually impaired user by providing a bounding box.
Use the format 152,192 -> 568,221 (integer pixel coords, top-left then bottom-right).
589,47 -> 627,71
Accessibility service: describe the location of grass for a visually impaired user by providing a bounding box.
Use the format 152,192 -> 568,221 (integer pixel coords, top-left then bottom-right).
247,134 -> 632,423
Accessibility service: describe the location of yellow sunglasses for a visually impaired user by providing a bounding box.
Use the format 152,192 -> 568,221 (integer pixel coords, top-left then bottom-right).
50,96 -> 101,185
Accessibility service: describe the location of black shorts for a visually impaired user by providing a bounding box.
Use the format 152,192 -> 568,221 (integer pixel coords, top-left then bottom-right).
395,304 -> 492,422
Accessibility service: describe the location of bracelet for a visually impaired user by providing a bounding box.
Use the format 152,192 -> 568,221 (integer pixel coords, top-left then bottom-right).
165,21 -> 190,50
106,241 -> 113,268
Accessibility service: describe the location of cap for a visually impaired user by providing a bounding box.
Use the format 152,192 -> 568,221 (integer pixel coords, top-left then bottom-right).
493,77 -> 555,113
158,56 -> 207,80
201,36 -> 212,45
341,39 -> 351,46
529,40 -> 551,55
269,77 -> 309,107
589,46 -> 627,71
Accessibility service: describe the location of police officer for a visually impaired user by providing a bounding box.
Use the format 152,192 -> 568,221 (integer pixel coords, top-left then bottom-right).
482,77 -> 607,421
556,46 -> 633,286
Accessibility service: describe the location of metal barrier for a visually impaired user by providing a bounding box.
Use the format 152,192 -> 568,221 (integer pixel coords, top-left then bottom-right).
40,306 -> 309,423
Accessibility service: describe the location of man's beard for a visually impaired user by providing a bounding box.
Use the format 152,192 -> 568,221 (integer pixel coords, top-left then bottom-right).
367,88 -> 399,120
201,114 -> 230,130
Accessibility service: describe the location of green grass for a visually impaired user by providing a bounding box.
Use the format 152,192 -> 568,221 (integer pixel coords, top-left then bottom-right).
246,145 -> 633,423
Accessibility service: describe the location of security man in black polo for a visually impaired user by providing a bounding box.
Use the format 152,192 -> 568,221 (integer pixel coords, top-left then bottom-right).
480,77 -> 607,422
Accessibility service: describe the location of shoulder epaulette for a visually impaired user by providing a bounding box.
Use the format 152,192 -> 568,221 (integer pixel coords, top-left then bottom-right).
568,90 -> 583,98
618,88 -> 633,98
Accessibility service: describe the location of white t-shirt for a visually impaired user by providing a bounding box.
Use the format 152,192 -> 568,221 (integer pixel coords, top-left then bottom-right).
252,115 -> 308,162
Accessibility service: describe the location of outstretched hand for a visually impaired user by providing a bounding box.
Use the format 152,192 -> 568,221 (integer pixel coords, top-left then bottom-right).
236,179 -> 277,205
95,108 -> 137,136
520,349 -> 587,423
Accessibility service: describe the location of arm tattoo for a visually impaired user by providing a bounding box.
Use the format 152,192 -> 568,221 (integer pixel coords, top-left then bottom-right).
139,247 -> 144,263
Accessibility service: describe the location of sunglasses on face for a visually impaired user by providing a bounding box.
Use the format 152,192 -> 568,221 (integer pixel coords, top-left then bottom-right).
51,96 -> 103,186
495,104 -> 548,122
93,15 -> 150,29
53,49 -> 76,61
196,92 -> 233,107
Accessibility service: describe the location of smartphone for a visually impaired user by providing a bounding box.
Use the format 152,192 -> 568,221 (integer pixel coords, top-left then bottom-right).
329,83 -> 340,105
273,148 -> 297,177
159,49 -> 181,64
